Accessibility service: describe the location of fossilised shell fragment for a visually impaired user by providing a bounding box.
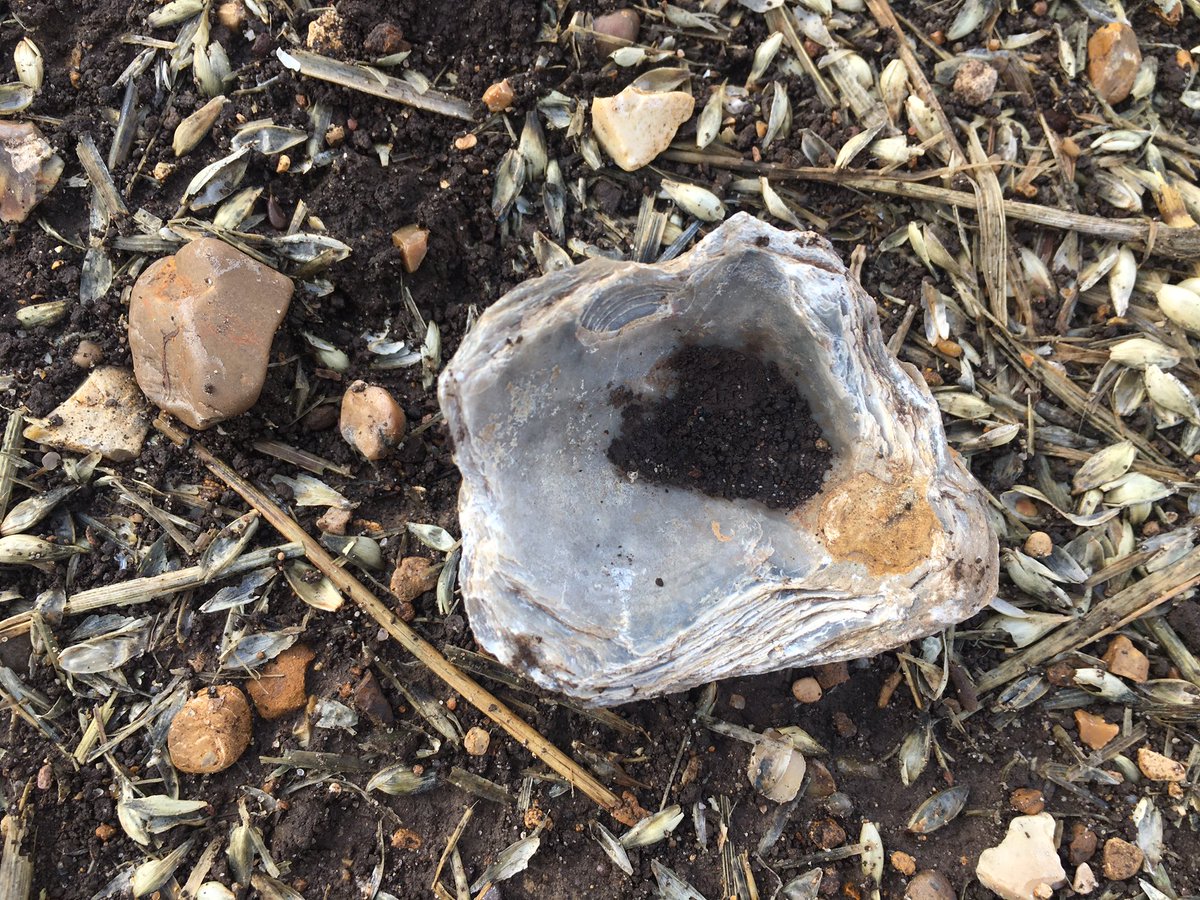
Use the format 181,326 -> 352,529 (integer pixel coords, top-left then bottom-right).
439,214 -> 998,705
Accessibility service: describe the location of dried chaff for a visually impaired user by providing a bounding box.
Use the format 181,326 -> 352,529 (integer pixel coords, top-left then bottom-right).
253,440 -> 351,477
446,767 -> 511,804
762,7 -> 835,108
978,550 -> 1200,693
277,49 -> 474,121
0,542 -> 303,639
0,413 -> 23,522
0,784 -> 32,900
76,135 -> 129,220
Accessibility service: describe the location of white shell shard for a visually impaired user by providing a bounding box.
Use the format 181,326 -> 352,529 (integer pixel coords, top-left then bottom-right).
439,214 -> 998,705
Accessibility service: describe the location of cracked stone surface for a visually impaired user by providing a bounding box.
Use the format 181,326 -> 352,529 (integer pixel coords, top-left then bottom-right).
439,214 -> 999,705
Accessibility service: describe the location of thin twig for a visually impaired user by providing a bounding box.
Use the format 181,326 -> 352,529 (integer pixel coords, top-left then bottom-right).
152,417 -> 639,825
660,150 -> 1200,261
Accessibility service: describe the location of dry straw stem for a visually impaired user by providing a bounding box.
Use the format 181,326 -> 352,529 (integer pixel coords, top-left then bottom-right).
277,49 -> 476,122
0,782 -> 33,900
0,411 -> 24,522
976,549 -> 1200,694
660,150 -> 1200,261
964,125 -> 1007,323
762,8 -> 835,109
76,135 -> 129,219
0,542 -> 304,639
152,417 -> 639,826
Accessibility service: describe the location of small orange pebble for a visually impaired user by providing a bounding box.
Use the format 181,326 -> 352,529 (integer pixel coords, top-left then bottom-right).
877,670 -> 903,708
935,338 -> 962,358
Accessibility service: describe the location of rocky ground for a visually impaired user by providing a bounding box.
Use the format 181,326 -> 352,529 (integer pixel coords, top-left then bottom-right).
0,0 -> 1199,899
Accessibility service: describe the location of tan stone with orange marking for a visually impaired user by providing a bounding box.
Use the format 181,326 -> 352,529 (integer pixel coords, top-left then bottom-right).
814,472 -> 935,576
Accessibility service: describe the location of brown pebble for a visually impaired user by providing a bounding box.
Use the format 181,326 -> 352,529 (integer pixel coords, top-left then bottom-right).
1074,710 -> 1118,750
390,556 -> 440,608
301,403 -> 339,432
1137,747 -> 1186,782
340,381 -> 406,460
464,726 -> 491,756
391,224 -> 430,274
814,661 -> 850,689
316,506 -> 352,535
1024,531 -> 1052,558
128,238 -> 293,430
216,0 -> 245,29
1068,824 -> 1098,866
246,644 -> 315,720
1087,23 -> 1141,105
482,79 -> 514,113
905,870 -> 955,900
524,803 -> 550,830
832,711 -> 857,738
71,340 -> 104,369
1046,661 -> 1076,687
593,9 -> 640,56
1102,837 -> 1143,881
325,124 -> 345,147
728,692 -> 745,710
1103,634 -> 1149,682
792,676 -> 822,704
94,822 -> 117,842
390,827 -> 422,850
454,134 -> 478,151
952,58 -> 999,107
891,851 -> 917,876
806,759 -> 838,799
807,818 -> 847,850
877,670 -> 903,708
1009,787 -> 1045,815
36,763 -> 52,790
167,684 -> 253,774
364,22 -> 408,56
353,671 -> 394,724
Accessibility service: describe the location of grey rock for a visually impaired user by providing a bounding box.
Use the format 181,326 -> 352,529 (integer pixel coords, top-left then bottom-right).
439,214 -> 998,705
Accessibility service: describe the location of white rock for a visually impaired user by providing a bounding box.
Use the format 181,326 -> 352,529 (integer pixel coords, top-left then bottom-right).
976,813 -> 1067,900
23,367 -> 150,462
1071,863 -> 1096,895
439,214 -> 998,705
591,86 -> 695,172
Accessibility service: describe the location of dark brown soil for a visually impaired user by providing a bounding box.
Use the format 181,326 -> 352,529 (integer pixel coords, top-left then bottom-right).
1,0 -> 1198,898
607,343 -> 832,509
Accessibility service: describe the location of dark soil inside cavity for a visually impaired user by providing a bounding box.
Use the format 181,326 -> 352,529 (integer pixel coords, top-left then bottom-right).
606,343 -> 832,509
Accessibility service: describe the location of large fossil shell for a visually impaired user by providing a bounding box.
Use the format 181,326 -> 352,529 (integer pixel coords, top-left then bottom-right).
440,213 -> 998,705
